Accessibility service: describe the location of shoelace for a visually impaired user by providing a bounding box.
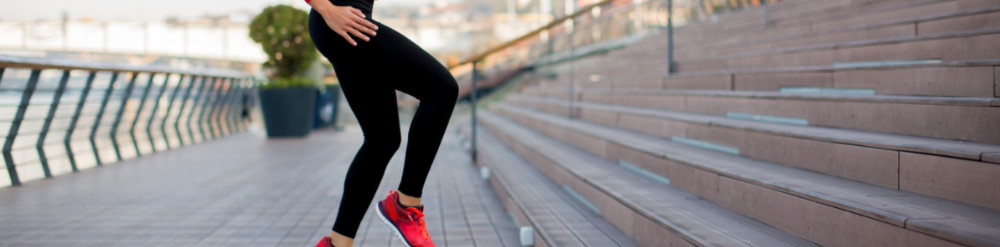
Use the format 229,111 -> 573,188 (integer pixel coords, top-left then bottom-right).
405,207 -> 432,241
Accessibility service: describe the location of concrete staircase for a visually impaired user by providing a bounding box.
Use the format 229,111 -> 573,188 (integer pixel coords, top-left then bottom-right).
456,0 -> 1000,246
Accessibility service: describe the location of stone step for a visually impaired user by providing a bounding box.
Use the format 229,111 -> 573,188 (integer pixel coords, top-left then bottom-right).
678,8 -> 1000,60
675,28 -> 1000,72
521,86 -> 1000,144
665,0 -> 936,44
453,122 -> 638,247
475,109 -> 818,247
506,94 -> 1000,210
605,26 -> 1000,75
486,102 -> 1000,246
596,5 -> 1000,75
632,0 -> 994,56
539,56 -> 1000,97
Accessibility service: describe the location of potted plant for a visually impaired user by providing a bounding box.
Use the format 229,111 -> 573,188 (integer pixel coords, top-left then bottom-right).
249,5 -> 319,137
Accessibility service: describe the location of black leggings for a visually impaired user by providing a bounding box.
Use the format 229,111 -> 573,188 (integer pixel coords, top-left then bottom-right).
307,1 -> 459,239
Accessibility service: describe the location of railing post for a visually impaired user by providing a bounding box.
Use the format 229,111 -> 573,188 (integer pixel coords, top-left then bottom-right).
239,80 -> 250,132
222,79 -> 236,134
763,0 -> 770,28
174,75 -> 199,147
146,74 -> 173,153
90,72 -> 121,166
199,77 -> 220,141
221,79 -> 235,136
129,73 -> 157,157
222,79 -> 242,135
187,76 -> 209,144
36,70 -> 71,178
3,69 -> 41,186
206,78 -> 227,139
470,62 -> 478,163
666,0 -> 675,74
225,79 -> 244,134
218,78 -> 234,136
568,17 -> 577,119
65,71 -> 96,172
232,80 -> 243,132
242,80 -> 259,131
214,79 -> 231,137
108,72 -> 139,162
235,80 -> 249,132
237,80 -> 248,130
203,78 -> 219,140
243,79 -> 256,131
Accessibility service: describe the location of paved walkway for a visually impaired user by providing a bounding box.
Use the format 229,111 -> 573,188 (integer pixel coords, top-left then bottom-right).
0,123 -> 521,247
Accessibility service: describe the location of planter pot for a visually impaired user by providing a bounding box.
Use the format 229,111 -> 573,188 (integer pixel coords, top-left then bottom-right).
259,87 -> 317,137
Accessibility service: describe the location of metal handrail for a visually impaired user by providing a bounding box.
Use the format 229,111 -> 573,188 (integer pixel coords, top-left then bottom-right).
0,55 -> 258,186
448,0 -> 616,69
453,0 -> 780,163
0,55 -> 247,78
453,0 -> 655,163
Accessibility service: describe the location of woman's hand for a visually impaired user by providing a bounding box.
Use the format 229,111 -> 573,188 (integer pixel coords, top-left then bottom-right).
309,0 -> 378,46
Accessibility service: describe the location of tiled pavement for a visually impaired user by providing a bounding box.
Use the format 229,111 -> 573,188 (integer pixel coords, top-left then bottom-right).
0,123 -> 521,247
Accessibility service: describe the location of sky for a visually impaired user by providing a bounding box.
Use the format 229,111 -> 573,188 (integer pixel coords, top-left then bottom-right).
0,0 -> 439,21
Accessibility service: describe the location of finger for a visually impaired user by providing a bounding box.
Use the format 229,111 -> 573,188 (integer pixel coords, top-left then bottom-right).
349,21 -> 377,36
353,16 -> 378,31
350,8 -> 366,19
346,27 -> 370,42
336,30 -> 357,46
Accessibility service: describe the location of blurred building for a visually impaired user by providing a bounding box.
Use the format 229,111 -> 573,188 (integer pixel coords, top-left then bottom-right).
0,11 -> 262,74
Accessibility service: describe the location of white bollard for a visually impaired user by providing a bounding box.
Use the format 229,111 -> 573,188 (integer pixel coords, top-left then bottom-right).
480,166 -> 491,180
519,226 -> 534,246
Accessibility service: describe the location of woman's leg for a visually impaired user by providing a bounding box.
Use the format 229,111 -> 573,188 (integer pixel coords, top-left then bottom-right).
371,21 -> 459,201
309,9 -> 403,244
330,66 -> 403,239
309,8 -> 457,245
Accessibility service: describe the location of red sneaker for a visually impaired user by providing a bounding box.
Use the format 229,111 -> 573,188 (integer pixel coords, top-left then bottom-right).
315,236 -> 335,247
376,190 -> 435,247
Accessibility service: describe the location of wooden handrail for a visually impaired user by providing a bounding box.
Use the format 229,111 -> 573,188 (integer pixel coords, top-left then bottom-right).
449,0 -> 615,69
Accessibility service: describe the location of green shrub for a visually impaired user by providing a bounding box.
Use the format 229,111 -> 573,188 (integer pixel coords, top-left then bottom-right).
249,5 -> 318,89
